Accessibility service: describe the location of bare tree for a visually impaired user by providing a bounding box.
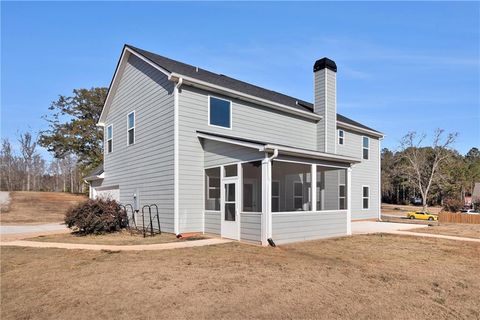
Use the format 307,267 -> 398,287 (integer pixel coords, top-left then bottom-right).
18,132 -> 37,191
399,129 -> 457,211
1,139 -> 14,190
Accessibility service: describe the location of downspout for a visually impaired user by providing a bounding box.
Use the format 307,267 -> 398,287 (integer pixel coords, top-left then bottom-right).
263,148 -> 278,246
173,77 -> 183,236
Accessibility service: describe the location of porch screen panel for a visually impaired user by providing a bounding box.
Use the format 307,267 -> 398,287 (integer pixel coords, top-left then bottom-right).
316,167 -> 347,210
271,161 -> 311,212
242,161 -> 262,212
205,167 -> 220,210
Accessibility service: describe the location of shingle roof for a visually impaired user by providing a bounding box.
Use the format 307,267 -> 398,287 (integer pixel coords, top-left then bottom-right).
84,164 -> 104,180
126,45 -> 381,134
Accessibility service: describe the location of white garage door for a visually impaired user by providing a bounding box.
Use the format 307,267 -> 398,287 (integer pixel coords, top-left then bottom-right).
95,188 -> 120,201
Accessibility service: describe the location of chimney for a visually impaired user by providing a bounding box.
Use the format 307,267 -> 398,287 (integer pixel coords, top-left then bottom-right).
314,57 -> 337,153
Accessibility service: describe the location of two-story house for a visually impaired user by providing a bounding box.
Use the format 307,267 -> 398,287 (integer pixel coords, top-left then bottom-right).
85,45 -> 383,245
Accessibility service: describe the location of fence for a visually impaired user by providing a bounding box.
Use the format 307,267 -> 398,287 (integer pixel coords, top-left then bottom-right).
438,212 -> 480,224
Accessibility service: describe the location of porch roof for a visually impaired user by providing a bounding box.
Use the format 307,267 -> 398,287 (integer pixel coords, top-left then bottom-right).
197,131 -> 361,164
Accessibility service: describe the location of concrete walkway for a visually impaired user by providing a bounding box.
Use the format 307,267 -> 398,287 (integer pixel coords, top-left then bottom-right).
0,223 -> 70,241
1,238 -> 233,251
352,221 -> 480,243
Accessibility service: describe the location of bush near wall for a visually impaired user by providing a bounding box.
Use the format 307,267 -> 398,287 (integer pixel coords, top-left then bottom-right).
442,198 -> 464,212
65,199 -> 127,235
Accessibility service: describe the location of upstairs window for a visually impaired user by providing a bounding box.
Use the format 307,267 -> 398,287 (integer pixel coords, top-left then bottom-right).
338,129 -> 344,145
209,96 -> 231,129
362,136 -> 369,160
106,125 -> 113,153
127,112 -> 135,145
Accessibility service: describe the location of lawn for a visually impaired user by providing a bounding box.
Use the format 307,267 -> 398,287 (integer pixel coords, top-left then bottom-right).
0,191 -> 86,224
2,234 -> 479,320
408,223 -> 480,239
25,230 -> 206,245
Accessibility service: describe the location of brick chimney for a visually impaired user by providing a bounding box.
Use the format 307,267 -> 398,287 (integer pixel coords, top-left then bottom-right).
314,58 -> 337,153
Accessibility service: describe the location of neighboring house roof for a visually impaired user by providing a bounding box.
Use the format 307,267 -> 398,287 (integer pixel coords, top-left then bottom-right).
473,183 -> 480,202
84,164 -> 104,181
197,130 -> 361,164
124,45 -> 382,135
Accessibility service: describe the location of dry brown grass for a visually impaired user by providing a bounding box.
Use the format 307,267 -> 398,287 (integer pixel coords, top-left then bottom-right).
382,203 -> 443,215
2,234 -> 479,320
25,230 -> 206,245
409,223 -> 480,239
0,191 -> 86,224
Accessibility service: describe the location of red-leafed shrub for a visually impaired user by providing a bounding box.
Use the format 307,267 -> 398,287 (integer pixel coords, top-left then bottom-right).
64,199 -> 127,234
442,198 -> 463,213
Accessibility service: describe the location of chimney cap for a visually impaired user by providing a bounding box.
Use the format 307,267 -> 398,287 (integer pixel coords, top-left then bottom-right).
313,57 -> 337,72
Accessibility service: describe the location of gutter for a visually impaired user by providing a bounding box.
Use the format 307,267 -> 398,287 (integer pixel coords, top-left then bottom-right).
172,76 -> 183,236
337,121 -> 384,138
262,148 -> 278,246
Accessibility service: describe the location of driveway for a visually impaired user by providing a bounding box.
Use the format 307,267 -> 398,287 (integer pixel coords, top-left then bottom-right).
352,221 -> 427,235
0,223 -> 69,241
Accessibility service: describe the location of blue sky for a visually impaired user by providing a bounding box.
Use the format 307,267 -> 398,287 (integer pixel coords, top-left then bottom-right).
2,1 -> 479,158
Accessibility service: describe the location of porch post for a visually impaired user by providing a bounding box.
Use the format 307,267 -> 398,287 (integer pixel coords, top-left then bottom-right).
261,155 -> 270,246
311,164 -> 317,211
347,166 -> 352,235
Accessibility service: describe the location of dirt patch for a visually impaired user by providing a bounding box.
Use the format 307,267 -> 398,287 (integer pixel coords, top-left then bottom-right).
0,191 -> 86,224
407,223 -> 480,239
25,230 -> 206,245
2,234 -> 479,320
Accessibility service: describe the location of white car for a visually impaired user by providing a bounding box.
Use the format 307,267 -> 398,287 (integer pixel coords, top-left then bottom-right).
460,209 -> 480,215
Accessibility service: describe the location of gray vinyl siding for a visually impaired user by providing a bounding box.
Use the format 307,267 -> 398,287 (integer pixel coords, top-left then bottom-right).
204,211 -> 221,235
314,69 -> 336,153
240,213 -> 262,244
203,140 -> 264,168
178,85 -> 317,233
337,128 -> 380,220
101,54 -> 175,232
272,211 -> 347,245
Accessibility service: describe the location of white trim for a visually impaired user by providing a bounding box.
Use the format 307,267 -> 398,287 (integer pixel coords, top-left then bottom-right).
207,95 -> 232,130
378,138 -> 382,220
337,121 -> 384,138
127,111 -> 135,146
362,136 -> 370,160
197,133 -> 264,151
324,68 -> 328,152
170,72 -> 322,121
362,185 -> 370,210
174,84 -> 180,235
272,158 -> 350,169
125,47 -> 171,77
311,165 -> 317,211
106,124 -> 113,154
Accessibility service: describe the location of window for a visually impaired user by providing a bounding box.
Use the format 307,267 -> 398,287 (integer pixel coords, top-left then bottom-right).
127,112 -> 135,145
106,125 -> 113,153
293,182 -> 303,210
242,161 -> 262,212
271,161 -> 311,212
209,96 -> 231,128
338,130 -> 344,145
272,181 -> 280,212
339,185 -> 346,209
224,183 -> 236,221
205,168 -> 220,210
362,186 -> 370,209
362,136 -> 369,160
224,164 -> 237,177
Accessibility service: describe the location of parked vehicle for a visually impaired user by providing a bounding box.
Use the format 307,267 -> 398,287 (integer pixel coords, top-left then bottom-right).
406,211 -> 438,221
410,197 -> 422,206
460,209 -> 480,215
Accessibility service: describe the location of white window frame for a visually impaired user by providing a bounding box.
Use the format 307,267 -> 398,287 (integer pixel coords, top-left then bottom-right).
272,180 -> 280,212
127,111 -> 135,145
339,184 -> 346,210
207,174 -> 220,201
293,181 -> 304,210
106,124 -> 113,154
362,136 -> 369,160
338,129 -> 344,145
362,185 -> 370,210
208,95 -> 232,130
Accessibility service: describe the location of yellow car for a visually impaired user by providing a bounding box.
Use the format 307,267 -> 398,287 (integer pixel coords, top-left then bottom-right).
406,211 -> 438,221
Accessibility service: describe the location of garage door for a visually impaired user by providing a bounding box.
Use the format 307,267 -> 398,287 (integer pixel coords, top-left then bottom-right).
95,187 -> 120,201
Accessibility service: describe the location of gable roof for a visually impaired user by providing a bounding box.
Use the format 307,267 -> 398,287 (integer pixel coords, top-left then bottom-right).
101,44 -> 382,135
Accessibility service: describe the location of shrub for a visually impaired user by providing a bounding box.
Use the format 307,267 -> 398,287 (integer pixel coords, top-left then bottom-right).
64,198 -> 127,235
442,198 -> 463,213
